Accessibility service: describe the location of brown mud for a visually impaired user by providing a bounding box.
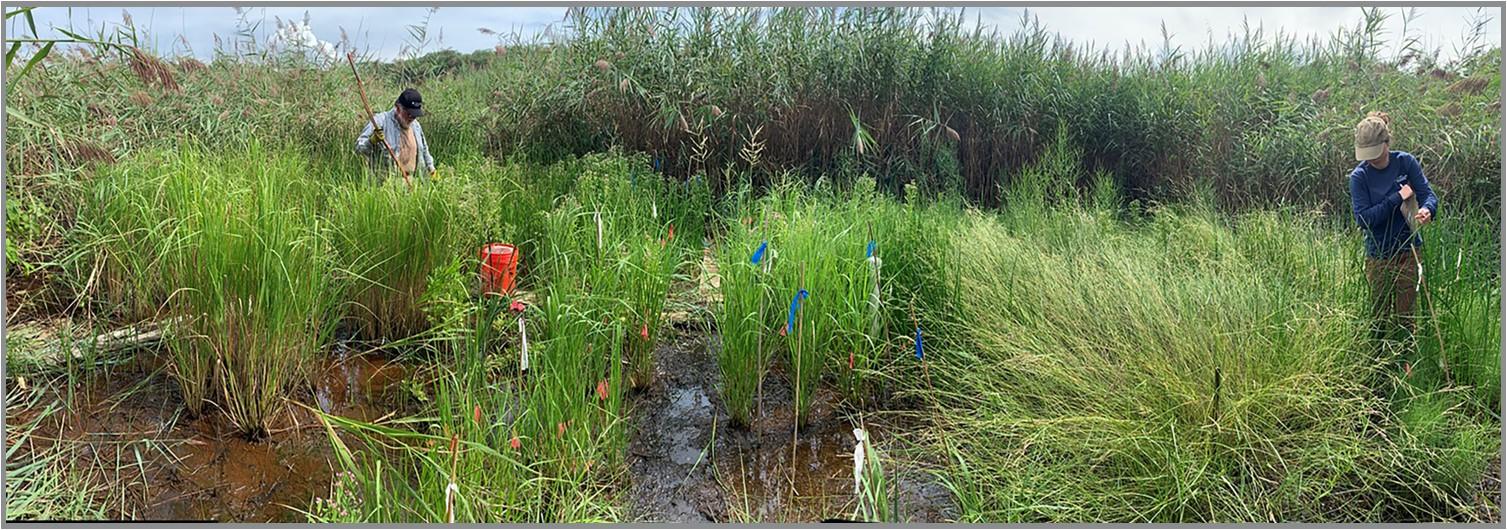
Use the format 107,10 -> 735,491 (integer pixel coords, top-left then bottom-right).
624,324 -> 955,523
10,312 -> 953,522
9,342 -> 408,522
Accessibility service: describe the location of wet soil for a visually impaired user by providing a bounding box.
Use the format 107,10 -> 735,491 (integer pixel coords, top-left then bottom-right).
4,271 -> 60,326
10,343 -> 408,522
624,324 -> 955,523
9,297 -> 954,522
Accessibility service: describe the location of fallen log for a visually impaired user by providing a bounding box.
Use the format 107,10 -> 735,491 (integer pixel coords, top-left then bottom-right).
64,316 -> 185,360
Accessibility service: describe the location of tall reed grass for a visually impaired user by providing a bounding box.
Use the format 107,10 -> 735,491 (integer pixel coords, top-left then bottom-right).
564,7 -> 1501,216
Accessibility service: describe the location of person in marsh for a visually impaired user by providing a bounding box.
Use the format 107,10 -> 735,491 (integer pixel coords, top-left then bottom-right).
1348,111 -> 1439,343
355,88 -> 437,181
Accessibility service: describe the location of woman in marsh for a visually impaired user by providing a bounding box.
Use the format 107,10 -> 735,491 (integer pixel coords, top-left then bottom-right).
1348,111 -> 1439,343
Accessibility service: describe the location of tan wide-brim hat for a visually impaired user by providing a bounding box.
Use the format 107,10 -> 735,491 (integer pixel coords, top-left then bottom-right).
1354,116 -> 1391,160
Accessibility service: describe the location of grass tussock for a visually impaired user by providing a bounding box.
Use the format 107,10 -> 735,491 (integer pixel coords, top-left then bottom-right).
73,146 -> 334,435
330,181 -> 460,342
920,197 -> 1498,522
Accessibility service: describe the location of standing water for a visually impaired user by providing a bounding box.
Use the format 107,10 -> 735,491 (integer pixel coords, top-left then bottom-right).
11,343 -> 408,522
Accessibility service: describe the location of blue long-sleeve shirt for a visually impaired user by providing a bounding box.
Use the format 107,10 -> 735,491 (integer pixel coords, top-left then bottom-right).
355,109 -> 435,175
1348,151 -> 1439,259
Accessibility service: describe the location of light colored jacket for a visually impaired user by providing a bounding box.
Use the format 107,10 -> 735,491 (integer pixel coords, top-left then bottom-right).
355,108 -> 435,176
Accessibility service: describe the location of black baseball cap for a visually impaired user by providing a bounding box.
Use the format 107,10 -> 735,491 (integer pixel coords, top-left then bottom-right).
396,88 -> 425,118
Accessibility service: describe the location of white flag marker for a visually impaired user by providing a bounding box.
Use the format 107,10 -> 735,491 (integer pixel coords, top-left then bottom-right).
519,316 -> 530,372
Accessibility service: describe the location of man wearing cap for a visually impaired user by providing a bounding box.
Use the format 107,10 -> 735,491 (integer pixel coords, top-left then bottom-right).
1348,111 -> 1439,342
356,88 -> 436,180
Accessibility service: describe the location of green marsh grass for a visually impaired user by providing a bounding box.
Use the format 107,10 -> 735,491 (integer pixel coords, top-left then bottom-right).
914,194 -> 1500,521
617,230 -> 679,389
71,150 -> 193,323
851,427 -> 894,523
72,146 -> 335,427
312,288 -> 628,522
542,155 -> 689,390
715,214 -> 776,427
770,205 -> 847,427
329,180 -> 461,342
164,151 -> 334,434
4,8 -> 1499,518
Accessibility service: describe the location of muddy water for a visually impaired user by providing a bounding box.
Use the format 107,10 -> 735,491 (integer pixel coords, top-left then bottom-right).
15,344 -> 408,522
626,326 -> 955,523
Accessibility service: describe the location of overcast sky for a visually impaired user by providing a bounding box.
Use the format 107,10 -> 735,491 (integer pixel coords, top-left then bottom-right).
8,5 -> 1502,63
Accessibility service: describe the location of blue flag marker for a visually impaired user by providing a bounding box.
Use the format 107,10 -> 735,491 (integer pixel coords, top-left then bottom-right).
914,326 -> 924,361
866,240 -> 876,258
786,289 -> 810,333
751,241 -> 768,265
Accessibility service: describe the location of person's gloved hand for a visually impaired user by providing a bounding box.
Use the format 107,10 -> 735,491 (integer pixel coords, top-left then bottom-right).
369,127 -> 386,149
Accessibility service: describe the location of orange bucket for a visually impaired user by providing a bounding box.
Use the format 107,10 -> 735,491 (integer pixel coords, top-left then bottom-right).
479,243 -> 519,296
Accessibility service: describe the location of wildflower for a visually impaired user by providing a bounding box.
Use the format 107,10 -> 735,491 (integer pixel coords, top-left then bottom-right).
558,421 -> 568,437
509,435 -> 521,451
640,323 -> 651,341
849,351 -> 855,370
473,404 -> 482,424
865,240 -> 876,258
510,300 -> 526,313
596,379 -> 610,401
